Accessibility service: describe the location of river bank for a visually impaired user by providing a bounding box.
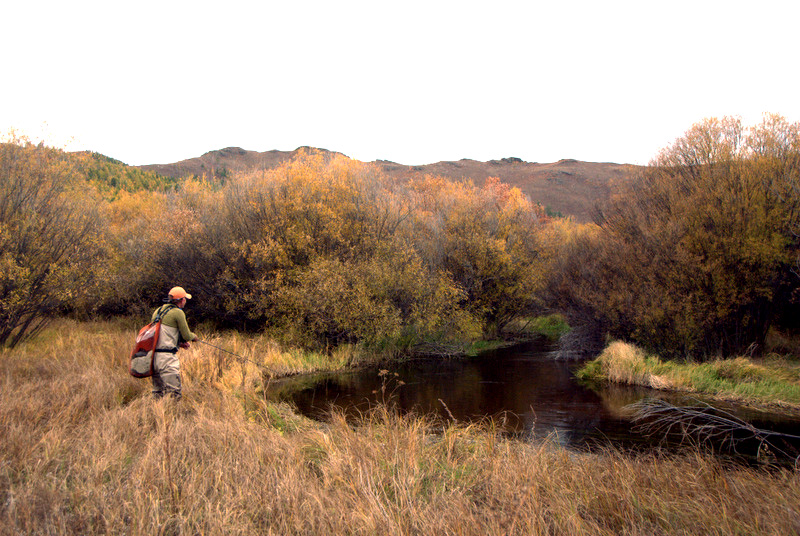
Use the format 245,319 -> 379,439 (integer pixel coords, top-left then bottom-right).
576,340 -> 800,415
2,320 -> 799,535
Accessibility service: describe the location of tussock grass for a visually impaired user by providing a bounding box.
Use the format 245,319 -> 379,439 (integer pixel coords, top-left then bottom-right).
2,321 -> 800,535
579,341 -> 800,411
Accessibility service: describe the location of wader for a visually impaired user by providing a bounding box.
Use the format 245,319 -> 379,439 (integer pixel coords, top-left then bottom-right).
151,322 -> 183,399
152,350 -> 182,399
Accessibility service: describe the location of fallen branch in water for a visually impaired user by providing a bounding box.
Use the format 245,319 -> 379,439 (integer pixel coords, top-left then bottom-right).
627,398 -> 800,465
411,342 -> 464,358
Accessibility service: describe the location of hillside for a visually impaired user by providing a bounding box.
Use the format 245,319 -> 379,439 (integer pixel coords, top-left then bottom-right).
82,152 -> 181,195
137,147 -> 640,222
377,157 -> 638,222
138,147 -> 344,182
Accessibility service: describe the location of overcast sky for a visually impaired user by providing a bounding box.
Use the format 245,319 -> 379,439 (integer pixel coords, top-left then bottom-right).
2,0 -> 798,166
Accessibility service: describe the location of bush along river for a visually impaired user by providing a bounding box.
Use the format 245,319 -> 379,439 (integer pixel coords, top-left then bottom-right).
266,340 -> 800,464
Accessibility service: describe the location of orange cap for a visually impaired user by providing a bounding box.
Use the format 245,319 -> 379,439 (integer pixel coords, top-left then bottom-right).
168,286 -> 192,300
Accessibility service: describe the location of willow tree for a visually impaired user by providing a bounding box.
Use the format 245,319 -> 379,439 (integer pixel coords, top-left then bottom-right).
0,140 -> 106,347
407,175 -> 547,337
588,115 -> 800,358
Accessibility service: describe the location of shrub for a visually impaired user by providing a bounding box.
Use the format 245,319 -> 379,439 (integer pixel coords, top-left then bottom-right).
0,140 -> 107,347
551,115 -> 800,360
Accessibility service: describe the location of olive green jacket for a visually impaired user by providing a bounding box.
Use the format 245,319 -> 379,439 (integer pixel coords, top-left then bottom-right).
152,304 -> 197,349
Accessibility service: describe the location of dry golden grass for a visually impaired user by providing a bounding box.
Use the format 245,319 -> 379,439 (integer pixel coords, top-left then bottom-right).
595,341 -> 657,386
2,320 -> 800,535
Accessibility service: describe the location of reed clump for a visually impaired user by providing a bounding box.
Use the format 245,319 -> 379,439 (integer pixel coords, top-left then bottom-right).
2,321 -> 800,535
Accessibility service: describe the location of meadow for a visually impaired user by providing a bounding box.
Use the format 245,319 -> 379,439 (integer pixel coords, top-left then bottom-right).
2,321 -> 799,535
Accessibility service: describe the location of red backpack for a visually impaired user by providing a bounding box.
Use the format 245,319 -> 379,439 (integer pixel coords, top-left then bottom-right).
129,304 -> 175,378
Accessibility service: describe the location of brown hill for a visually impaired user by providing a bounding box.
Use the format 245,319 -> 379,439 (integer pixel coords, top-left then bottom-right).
137,148 -> 640,222
138,146 -> 344,181
377,157 -> 639,222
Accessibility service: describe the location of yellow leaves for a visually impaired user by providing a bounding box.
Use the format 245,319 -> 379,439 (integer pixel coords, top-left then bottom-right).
748,113 -> 800,159
106,190 -> 165,228
0,141 -> 108,346
274,239 -> 487,349
278,255 -> 402,345
571,115 -> 800,358
1,139 -> 554,350
398,170 -> 550,334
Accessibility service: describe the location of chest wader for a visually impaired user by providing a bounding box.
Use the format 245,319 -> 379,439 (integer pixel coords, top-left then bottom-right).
151,305 -> 183,400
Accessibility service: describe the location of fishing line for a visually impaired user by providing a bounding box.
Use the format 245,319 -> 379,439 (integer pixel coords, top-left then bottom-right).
197,339 -> 265,368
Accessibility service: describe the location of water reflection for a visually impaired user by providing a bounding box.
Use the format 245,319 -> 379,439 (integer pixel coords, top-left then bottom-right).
267,341 -> 800,453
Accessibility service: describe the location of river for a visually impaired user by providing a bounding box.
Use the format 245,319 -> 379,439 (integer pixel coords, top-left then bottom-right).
266,340 -> 800,457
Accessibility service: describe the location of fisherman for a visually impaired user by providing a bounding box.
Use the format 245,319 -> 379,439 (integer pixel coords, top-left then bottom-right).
151,286 -> 198,400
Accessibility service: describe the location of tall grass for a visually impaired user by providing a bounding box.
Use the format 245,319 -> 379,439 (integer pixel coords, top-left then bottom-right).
2,321 -> 799,534
578,340 -> 800,411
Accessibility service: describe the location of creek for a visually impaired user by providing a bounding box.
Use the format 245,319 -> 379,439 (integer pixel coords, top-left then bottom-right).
266,340 -> 800,457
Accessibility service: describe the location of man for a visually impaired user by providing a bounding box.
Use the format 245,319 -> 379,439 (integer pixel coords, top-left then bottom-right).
151,286 -> 198,399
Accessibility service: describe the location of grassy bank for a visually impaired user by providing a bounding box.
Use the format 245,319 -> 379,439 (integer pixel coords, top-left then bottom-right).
2,321 -> 800,535
578,341 -> 800,413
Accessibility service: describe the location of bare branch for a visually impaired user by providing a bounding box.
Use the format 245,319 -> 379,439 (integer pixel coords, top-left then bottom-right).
628,398 -> 800,464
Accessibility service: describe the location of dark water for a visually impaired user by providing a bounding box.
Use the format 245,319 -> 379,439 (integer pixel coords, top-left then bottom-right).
267,341 -> 800,455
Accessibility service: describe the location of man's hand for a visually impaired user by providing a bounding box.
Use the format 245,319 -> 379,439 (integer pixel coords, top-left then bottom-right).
179,342 -> 191,349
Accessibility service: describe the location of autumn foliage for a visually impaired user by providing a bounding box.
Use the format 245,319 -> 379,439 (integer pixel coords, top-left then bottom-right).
546,115 -> 800,359
0,139 -> 106,347
2,115 -> 798,359
95,150 -> 547,352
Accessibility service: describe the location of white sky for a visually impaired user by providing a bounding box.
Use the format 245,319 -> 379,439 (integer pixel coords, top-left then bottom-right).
2,0 -> 799,166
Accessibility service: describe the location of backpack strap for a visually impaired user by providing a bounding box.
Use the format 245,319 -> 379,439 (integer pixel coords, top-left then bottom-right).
154,304 -> 176,323
151,304 -> 179,355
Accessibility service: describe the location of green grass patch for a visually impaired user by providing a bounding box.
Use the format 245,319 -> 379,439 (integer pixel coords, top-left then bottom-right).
464,339 -> 510,356
504,314 -> 571,341
529,314 -> 571,340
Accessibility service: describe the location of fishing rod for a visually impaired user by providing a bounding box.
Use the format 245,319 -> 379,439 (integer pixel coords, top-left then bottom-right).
197,339 -> 264,368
